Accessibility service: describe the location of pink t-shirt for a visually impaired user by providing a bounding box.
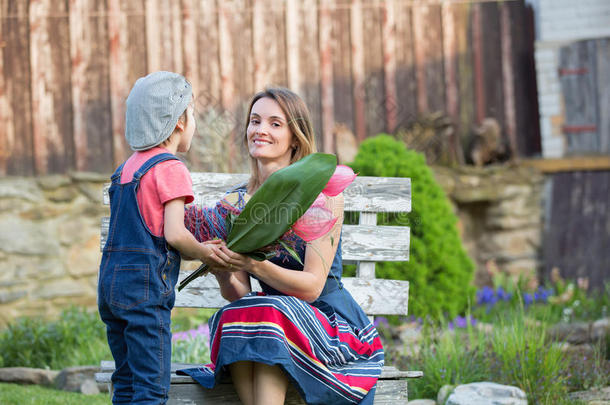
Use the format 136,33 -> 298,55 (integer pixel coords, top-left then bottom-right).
120,147 -> 194,237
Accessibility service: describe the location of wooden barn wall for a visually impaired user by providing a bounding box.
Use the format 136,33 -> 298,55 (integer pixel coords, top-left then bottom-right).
542,170 -> 610,292
0,0 -> 539,176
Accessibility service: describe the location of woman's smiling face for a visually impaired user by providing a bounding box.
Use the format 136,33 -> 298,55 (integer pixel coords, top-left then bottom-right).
247,97 -> 295,165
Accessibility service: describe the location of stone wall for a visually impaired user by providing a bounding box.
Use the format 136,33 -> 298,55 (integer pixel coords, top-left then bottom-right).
0,165 -> 545,326
433,164 -> 545,288
0,173 -> 109,326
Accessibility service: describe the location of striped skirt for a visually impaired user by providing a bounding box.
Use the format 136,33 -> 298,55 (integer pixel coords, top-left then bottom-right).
178,292 -> 384,404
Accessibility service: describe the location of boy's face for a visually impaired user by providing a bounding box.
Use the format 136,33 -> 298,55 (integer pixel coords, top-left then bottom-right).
177,104 -> 196,153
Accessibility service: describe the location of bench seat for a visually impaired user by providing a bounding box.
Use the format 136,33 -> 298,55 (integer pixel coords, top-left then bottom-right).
96,361 -> 423,404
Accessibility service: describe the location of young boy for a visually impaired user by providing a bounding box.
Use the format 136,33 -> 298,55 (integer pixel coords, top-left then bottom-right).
97,71 -> 227,404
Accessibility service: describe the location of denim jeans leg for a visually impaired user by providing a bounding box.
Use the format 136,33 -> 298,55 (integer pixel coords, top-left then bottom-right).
125,304 -> 171,404
99,305 -> 134,404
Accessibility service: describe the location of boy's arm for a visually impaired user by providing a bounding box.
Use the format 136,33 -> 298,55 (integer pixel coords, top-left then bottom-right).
164,198 -> 229,266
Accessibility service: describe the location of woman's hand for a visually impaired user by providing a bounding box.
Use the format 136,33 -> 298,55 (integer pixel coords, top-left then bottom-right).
200,239 -> 232,268
217,246 -> 257,273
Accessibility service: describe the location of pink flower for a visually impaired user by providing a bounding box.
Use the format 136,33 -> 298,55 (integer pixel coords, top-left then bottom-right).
292,195 -> 338,242
322,165 -> 357,197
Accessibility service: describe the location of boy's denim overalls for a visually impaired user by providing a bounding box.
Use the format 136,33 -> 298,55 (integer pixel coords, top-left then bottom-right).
98,153 -> 182,404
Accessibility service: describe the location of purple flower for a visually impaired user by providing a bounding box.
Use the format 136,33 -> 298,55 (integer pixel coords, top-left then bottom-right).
496,286 -> 512,302
454,315 -> 467,328
477,286 -> 496,305
172,323 -> 211,343
523,292 -> 533,306
374,316 -> 389,328
534,286 -> 554,303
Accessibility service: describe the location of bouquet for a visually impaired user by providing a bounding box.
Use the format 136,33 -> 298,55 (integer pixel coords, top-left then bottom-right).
178,153 -> 357,291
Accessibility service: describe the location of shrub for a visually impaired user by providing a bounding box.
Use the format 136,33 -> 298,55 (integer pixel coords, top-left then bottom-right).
0,307 -> 110,369
348,135 -> 475,319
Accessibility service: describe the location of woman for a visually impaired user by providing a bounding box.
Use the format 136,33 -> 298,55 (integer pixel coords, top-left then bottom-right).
180,87 -> 384,405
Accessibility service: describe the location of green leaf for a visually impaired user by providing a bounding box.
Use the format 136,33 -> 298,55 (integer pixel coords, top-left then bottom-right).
226,153 -> 336,253
279,239 -> 304,265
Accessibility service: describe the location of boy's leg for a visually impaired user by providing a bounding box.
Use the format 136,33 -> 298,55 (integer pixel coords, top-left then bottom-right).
99,305 -> 134,403
125,303 -> 172,404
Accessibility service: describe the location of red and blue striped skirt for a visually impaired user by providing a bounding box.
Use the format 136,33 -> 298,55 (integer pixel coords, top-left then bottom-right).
178,292 -> 384,404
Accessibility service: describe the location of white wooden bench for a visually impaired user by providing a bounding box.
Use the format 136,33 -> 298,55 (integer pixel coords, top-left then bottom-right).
96,173 -> 422,404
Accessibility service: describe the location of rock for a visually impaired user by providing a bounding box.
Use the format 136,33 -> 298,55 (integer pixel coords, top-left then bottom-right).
445,382 -> 527,405
592,318 -> 610,341
0,178 -> 42,202
37,175 -> 71,190
437,384 -> 455,405
569,386 -> 610,402
0,367 -> 59,386
407,400 -> 436,405
0,290 -> 27,304
549,322 -> 592,345
0,217 -> 60,255
32,280 -> 85,299
55,365 -> 107,394
79,378 -> 101,395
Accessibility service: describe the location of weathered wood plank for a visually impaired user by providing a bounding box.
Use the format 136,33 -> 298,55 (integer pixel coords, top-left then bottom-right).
285,0 -> 300,92
69,0 -> 113,173
509,1 -> 540,157
99,361 -> 421,380
382,0 -> 398,133
454,2 -> 476,152
320,0 -> 335,153
480,2 -> 505,134
103,174 -> 411,212
29,0 -> 74,174
174,275 -> 409,315
181,0 -> 198,95
520,156 -> 610,173
596,38 -> 610,153
0,0 -> 33,175
559,40 -> 599,154
363,2 -> 385,137
471,2 -> 485,123
393,0 -> 416,129
96,365 -> 417,403
299,0 -> 322,147
500,1 -> 517,159
102,217 -> 409,262
350,0 -> 366,142
331,0 -> 353,135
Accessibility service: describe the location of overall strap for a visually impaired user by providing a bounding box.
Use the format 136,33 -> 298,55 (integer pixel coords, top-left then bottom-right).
110,162 -> 126,183
133,153 -> 181,181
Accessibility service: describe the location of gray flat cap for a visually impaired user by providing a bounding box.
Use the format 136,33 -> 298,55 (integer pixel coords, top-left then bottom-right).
125,71 -> 192,151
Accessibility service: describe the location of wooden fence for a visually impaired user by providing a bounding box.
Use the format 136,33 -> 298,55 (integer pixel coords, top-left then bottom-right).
559,38 -> 610,155
542,170 -> 610,292
0,0 -> 539,175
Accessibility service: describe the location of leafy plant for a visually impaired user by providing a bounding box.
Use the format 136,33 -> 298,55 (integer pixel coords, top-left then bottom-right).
0,307 -> 110,369
348,135 -> 475,319
488,304 -> 569,404
408,321 -> 488,398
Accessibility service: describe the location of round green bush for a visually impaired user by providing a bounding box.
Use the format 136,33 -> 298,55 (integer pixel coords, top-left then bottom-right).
348,135 -> 475,319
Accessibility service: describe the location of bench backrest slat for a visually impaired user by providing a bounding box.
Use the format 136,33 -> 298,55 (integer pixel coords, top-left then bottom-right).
175,274 -> 409,315
104,174 -> 411,213
100,172 -> 411,316
100,220 -> 409,262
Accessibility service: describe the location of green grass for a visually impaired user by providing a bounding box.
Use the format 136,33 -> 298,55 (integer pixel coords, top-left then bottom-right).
0,383 -> 110,405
